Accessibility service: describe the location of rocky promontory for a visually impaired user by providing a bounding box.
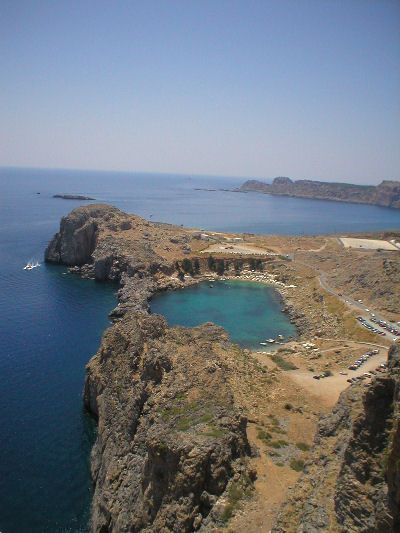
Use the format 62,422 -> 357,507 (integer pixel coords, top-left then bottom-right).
84,312 -> 252,532
45,204 -> 203,314
240,177 -> 400,208
45,204 -> 258,531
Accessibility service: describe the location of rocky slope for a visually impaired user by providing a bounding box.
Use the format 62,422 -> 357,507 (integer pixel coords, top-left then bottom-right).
84,312 -> 252,532
240,177 -> 400,208
46,204 -> 257,532
272,343 -> 400,533
45,203 -> 205,315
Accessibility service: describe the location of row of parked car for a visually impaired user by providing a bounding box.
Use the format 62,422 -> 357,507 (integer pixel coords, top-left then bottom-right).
370,317 -> 400,336
312,371 -> 331,380
347,363 -> 387,384
356,316 -> 387,335
348,349 -> 379,371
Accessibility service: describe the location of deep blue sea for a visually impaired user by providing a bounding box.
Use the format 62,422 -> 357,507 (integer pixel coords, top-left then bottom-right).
0,167 -> 399,532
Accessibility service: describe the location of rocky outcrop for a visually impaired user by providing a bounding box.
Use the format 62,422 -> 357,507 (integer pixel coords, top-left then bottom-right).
240,177 -> 400,209
272,343 -> 400,532
44,204 -> 191,314
84,312 -> 251,532
45,204 -> 103,265
45,204 -> 258,531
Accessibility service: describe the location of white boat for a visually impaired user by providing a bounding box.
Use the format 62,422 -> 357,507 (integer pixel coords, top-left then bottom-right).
267,338 -> 275,343
259,342 -> 267,346
23,260 -> 40,271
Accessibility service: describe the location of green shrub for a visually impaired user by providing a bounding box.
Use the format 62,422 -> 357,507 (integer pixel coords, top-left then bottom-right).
269,354 -> 298,371
290,458 -> 305,472
296,442 -> 310,451
208,255 -> 216,271
216,258 -> 225,275
268,439 -> 288,449
193,258 -> 200,274
182,258 -> 194,275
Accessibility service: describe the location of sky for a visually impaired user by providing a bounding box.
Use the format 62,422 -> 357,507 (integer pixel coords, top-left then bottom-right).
1,0 -> 399,184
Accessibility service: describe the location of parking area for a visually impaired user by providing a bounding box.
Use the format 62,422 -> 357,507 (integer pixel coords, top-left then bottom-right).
288,350 -> 388,408
339,237 -> 399,251
356,315 -> 400,341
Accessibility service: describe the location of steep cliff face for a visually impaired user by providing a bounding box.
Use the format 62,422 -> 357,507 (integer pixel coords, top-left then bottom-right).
45,204 -> 165,274
45,204 -> 103,265
272,343 -> 400,533
240,177 -> 400,208
375,181 -> 400,209
84,312 -> 251,532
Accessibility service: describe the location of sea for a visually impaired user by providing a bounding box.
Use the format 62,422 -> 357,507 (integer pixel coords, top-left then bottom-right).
0,167 -> 399,533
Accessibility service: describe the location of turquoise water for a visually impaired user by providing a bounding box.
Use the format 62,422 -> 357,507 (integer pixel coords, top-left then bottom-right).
150,280 -> 297,349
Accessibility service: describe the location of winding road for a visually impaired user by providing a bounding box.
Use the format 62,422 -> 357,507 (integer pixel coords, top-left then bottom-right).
288,253 -> 398,342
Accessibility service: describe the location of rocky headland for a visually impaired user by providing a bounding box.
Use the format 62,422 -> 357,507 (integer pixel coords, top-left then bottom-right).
45,204 -> 259,531
84,313 -> 252,532
46,204 -> 400,532
240,177 -> 400,209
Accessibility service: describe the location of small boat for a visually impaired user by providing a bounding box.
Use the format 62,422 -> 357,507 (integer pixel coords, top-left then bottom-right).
267,338 -> 275,343
209,284 -> 214,288
259,342 -> 267,346
23,260 -> 40,271
278,334 -> 284,339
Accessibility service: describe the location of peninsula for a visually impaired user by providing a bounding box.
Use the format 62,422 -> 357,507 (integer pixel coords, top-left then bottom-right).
45,204 -> 400,532
240,177 -> 400,209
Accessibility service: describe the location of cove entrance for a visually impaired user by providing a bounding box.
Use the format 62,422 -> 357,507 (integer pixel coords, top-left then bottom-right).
150,280 -> 297,350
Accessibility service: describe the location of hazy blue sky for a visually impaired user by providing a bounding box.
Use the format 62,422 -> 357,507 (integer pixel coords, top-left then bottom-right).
1,0 -> 399,183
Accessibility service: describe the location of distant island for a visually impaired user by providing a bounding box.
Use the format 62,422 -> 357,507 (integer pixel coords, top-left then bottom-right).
239,177 -> 400,209
53,194 -> 95,200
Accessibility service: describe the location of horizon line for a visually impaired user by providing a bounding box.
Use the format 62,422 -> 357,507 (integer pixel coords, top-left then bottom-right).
0,164 -> 397,186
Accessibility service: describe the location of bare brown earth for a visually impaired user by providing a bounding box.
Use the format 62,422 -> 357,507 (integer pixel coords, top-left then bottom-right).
45,205 -> 400,532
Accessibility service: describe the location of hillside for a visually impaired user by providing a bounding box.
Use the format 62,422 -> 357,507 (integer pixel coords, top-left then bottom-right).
240,177 -> 400,208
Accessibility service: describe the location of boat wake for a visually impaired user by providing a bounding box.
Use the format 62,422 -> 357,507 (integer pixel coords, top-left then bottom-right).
23,259 -> 41,271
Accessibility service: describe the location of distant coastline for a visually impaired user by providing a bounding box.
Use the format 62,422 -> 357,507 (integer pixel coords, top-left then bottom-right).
239,177 -> 400,209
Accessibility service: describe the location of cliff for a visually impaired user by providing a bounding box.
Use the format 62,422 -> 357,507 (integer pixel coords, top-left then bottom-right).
272,343 -> 400,533
240,177 -> 400,209
45,204 -> 205,315
46,204 -> 258,532
84,312 -> 252,532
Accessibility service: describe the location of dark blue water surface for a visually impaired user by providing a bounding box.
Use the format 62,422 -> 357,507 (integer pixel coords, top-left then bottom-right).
0,167 -> 399,532
151,280 -> 297,349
